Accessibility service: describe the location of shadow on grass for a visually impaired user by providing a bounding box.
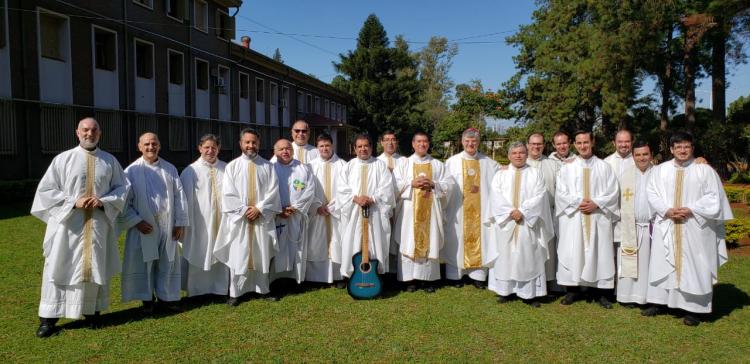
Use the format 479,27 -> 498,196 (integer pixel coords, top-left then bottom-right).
0,202 -> 32,220
706,283 -> 750,322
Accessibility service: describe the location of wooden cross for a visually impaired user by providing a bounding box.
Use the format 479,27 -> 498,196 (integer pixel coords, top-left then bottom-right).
623,188 -> 634,202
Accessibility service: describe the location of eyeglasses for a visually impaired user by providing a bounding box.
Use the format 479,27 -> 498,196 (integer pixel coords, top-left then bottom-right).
293,129 -> 308,134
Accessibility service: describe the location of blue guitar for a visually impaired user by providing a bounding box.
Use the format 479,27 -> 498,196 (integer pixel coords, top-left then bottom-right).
347,206 -> 383,299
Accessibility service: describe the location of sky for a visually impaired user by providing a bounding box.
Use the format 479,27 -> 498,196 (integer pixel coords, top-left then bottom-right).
235,0 -> 750,127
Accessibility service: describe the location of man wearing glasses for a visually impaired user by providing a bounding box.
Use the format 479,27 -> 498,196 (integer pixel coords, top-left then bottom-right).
288,119 -> 319,164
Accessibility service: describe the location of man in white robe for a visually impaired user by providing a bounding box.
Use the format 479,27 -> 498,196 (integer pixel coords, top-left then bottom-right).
271,120 -> 319,164
32,118 -> 129,337
306,132 -> 347,286
394,132 -> 455,292
376,130 -> 403,278
548,131 -> 576,164
179,134 -> 229,299
338,134 -> 395,280
555,131 -> 619,308
443,128 -> 499,288
526,132 -> 562,293
615,141 -> 654,308
120,133 -> 189,313
604,130 -> 635,178
272,139 -> 316,290
214,128 -> 281,304
485,142 -> 553,307
645,131 -> 732,326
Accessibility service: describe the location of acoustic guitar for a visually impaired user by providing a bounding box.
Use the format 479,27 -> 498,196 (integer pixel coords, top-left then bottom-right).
347,205 -> 383,299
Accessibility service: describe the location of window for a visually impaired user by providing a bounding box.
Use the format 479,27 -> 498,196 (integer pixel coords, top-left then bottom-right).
255,78 -> 264,103
215,10 -> 235,40
39,10 -> 68,61
331,102 -> 337,120
324,100 -> 329,118
166,0 -> 184,21
297,91 -> 304,112
133,0 -> 153,10
239,72 -> 249,99
342,106 -> 347,123
168,50 -> 183,85
282,86 -> 289,108
270,83 -> 278,105
314,96 -> 320,114
336,104 -> 342,121
93,27 -> 116,71
306,94 -> 312,113
194,0 -> 208,33
134,40 -> 153,79
216,66 -> 229,95
195,59 -> 208,90
1,0 -> 6,48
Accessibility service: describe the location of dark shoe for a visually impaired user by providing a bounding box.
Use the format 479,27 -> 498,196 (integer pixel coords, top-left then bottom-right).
161,302 -> 184,313
405,284 -> 417,293
524,299 -> 541,308
598,295 -> 613,309
263,294 -> 280,302
620,303 -> 638,309
226,297 -> 240,307
141,300 -> 155,315
560,292 -> 580,305
641,306 -> 662,317
497,295 -> 510,304
84,312 -> 102,329
334,281 -> 347,289
423,285 -> 436,293
36,318 -> 58,338
472,280 -> 486,289
683,314 -> 701,326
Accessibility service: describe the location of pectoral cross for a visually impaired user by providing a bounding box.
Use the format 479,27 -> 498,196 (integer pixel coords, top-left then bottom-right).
623,188 -> 634,202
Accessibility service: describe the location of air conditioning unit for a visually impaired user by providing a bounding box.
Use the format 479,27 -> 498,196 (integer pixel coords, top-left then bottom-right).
215,77 -> 226,94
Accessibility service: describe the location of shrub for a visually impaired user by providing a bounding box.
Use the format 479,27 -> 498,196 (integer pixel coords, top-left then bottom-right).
724,185 -> 750,204
726,218 -> 750,247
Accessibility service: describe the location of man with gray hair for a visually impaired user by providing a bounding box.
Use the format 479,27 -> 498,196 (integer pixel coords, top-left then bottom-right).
485,142 -> 553,306
32,117 -> 130,337
443,128 -> 499,288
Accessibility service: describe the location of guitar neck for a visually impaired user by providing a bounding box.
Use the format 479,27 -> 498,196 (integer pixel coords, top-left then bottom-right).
361,217 -> 369,264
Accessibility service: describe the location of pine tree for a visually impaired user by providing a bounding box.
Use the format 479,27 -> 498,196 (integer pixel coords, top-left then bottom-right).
272,48 -> 283,64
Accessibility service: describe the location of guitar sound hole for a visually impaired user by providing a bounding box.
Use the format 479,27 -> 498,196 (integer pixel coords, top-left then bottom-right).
359,262 -> 371,273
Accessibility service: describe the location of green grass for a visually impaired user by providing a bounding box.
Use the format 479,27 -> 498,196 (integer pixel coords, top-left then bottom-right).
1,205 -> 749,362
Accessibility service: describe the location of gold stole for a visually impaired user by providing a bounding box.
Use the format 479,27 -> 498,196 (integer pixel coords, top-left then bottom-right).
387,155 -> 394,171
296,146 -> 305,163
512,167 -> 523,244
359,163 -> 369,254
582,167 -> 592,247
674,167 -> 685,286
246,161 -> 257,272
81,152 -> 96,282
324,161 -> 333,256
462,159 -> 482,268
412,162 -> 433,259
209,166 -> 221,241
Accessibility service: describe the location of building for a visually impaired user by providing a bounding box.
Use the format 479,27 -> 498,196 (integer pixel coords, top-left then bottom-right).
0,0 -> 352,180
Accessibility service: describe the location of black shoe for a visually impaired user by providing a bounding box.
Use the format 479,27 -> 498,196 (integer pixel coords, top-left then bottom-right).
683,314 -> 701,326
226,297 -> 240,307
524,299 -> 541,308
405,284 -> 417,293
84,312 -> 102,329
141,300 -> 155,315
641,306 -> 662,317
263,294 -> 280,302
423,285 -> 436,293
161,302 -> 184,313
497,295 -> 510,304
472,280 -> 486,289
35,318 -> 58,338
598,295 -> 613,309
334,281 -> 347,289
560,292 -> 580,305
453,281 -> 465,288
620,303 -> 638,309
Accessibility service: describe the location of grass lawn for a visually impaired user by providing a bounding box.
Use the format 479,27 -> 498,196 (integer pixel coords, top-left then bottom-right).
1,203 -> 749,362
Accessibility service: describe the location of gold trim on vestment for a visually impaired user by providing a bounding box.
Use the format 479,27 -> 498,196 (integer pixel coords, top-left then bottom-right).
512,167 -> 522,245
209,166 -> 221,242
246,161 -> 257,272
81,152 -> 96,283
462,159 -> 482,268
296,147 -> 305,163
359,164 -> 369,256
412,162 -> 432,259
674,167 -> 684,287
582,167 -> 592,247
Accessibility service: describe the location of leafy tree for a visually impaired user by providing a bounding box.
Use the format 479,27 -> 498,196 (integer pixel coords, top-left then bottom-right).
332,14 -> 424,151
417,36 -> 458,132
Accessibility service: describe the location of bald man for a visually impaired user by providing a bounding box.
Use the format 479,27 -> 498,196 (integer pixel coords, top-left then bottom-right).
32,118 -> 129,337
271,120 -> 319,164
120,133 -> 189,314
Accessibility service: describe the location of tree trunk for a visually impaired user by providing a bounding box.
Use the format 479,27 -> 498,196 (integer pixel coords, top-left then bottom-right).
684,35 -> 697,130
659,28 -> 673,161
711,25 -> 726,125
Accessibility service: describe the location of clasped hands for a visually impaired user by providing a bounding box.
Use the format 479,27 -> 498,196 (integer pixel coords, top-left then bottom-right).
75,196 -> 103,209
353,195 -> 374,208
578,199 -> 599,214
509,209 -> 524,223
665,207 -> 693,223
412,176 -> 434,198
277,206 -> 296,219
135,221 -> 184,240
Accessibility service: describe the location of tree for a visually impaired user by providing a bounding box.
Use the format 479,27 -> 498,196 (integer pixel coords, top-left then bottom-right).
272,48 -> 283,64
416,36 -> 458,132
332,15 -> 425,151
